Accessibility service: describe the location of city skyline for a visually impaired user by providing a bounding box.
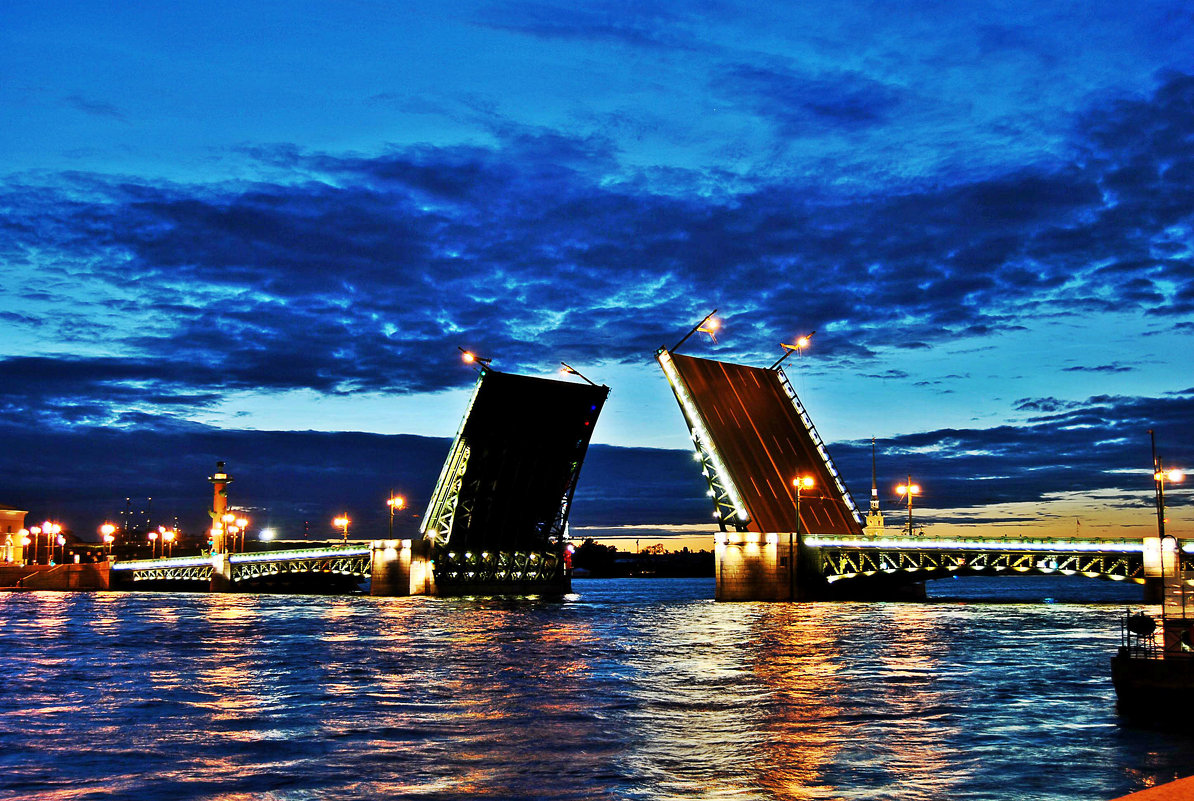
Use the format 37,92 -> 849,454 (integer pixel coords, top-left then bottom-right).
1,0 -> 1191,541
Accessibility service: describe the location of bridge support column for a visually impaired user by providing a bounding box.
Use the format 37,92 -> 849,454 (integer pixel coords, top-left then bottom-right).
209,553 -> 233,593
715,532 -> 795,601
1142,535 -> 1180,604
370,539 -> 433,596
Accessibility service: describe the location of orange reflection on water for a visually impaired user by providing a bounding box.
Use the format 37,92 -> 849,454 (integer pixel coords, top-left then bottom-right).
750,602 -> 968,800
408,604 -> 603,798
748,603 -> 848,801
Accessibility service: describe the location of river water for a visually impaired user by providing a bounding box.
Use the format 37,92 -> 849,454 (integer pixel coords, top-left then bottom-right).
1,577 -> 1191,801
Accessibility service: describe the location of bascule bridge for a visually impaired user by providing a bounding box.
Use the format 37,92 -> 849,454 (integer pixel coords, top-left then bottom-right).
109,364 -> 608,596
388,365 -> 609,595
657,342 -> 1175,601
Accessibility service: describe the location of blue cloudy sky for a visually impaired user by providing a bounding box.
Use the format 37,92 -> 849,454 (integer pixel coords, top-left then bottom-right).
1,0 -> 1191,542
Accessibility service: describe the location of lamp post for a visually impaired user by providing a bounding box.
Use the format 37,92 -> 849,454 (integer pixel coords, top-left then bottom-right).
896,477 -> 921,536
1150,430 -> 1186,616
671,309 -> 719,353
100,523 -> 116,559
18,530 -> 30,565
47,523 -> 61,562
770,331 -> 816,370
56,534 -> 66,564
163,528 -> 176,557
792,475 -> 815,599
387,495 -> 405,539
33,522 -> 61,564
334,515 -> 350,545
1150,430 -> 1185,542
459,347 -> 492,368
148,530 -> 159,558
29,526 -> 42,564
560,362 -> 598,386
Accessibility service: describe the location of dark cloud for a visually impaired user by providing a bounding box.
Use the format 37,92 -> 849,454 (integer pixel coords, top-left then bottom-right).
1013,397 -> 1073,413
1062,363 -> 1136,373
63,95 -> 128,122
1,71 -> 1193,430
475,0 -> 719,50
716,64 -> 906,132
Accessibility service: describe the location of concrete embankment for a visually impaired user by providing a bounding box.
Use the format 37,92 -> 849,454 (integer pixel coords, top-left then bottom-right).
0,564 -> 111,591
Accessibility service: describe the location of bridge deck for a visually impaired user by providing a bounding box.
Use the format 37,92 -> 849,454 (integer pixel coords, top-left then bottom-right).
661,351 -> 861,536
422,368 -> 608,556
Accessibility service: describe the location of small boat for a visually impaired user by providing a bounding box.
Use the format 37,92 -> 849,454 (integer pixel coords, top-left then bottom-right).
1111,606 -> 1194,717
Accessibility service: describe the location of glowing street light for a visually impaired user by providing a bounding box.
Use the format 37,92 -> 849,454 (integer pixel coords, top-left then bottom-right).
560,362 -> 597,386
148,529 -> 159,558
458,347 -> 492,368
162,528 -> 176,557
671,308 -> 720,352
45,523 -> 61,563
19,530 -> 31,564
334,515 -> 350,545
100,523 -> 116,558
791,475 -> 815,598
896,476 -> 922,537
1150,429 -> 1185,542
235,517 -> 249,552
770,330 -> 817,370
56,534 -> 66,564
696,317 -> 720,343
30,522 -> 62,565
386,495 -> 405,539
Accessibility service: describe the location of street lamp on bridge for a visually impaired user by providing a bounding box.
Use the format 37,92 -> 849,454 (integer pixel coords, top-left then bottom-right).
792,475 -> 815,598
387,495 -> 406,539
459,347 -> 492,368
896,477 -> 922,537
671,309 -> 720,352
770,331 -> 816,370
560,362 -> 598,386
334,515 -> 350,545
1150,429 -> 1185,542
100,523 -> 116,558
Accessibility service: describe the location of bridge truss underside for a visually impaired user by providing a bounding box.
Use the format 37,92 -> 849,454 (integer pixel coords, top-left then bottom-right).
807,537 -> 1194,588
124,563 -> 213,584
228,553 -> 371,589
113,549 -> 372,592
432,549 -> 564,593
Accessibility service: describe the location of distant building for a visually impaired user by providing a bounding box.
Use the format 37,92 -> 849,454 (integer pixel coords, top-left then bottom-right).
1,504 -> 29,564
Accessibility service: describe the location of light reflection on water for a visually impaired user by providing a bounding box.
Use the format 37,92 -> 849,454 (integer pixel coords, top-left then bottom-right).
1,578 -> 1192,801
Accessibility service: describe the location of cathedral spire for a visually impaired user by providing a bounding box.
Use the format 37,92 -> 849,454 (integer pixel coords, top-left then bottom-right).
864,437 -> 885,535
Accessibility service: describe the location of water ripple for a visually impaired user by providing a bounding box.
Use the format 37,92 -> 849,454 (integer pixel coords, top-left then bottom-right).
1,578 -> 1192,800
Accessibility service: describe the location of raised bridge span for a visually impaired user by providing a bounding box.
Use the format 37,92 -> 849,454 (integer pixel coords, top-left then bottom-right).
108,365 -> 608,596
657,347 -> 1173,600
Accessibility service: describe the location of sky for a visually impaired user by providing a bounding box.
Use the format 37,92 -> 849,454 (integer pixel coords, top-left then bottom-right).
1,0 -> 1191,544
